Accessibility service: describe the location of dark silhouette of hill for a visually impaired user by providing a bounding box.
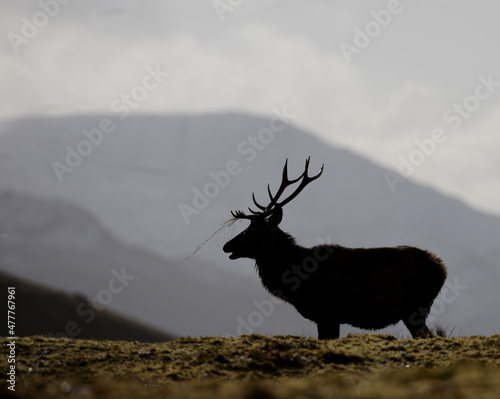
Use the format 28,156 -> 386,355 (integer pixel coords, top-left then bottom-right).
1,270 -> 174,342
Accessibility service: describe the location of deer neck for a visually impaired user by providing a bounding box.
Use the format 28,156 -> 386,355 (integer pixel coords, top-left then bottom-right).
254,230 -> 307,291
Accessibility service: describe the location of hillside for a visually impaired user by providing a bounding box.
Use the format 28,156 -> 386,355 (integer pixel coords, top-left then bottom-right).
0,271 -> 174,342
2,334 -> 499,398
1,113 -> 500,337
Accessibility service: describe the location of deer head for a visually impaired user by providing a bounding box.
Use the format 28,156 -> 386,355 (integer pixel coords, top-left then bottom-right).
223,157 -> 324,260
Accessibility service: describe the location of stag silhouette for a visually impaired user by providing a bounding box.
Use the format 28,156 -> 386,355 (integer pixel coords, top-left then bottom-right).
223,158 -> 447,339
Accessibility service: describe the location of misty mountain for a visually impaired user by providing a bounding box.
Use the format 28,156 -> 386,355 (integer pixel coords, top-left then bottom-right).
0,191 -> 316,337
0,113 -> 499,337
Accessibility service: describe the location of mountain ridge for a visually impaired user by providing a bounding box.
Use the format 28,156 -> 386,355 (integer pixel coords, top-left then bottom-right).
0,112 -> 498,336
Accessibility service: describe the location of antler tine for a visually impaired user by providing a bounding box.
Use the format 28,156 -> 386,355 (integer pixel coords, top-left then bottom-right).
245,192 -> 267,215
304,156 -> 311,173
231,210 -> 256,220
266,183 -> 275,206
252,192 -> 267,211
266,158 -> 303,208
250,159 -> 302,215
270,157 -> 324,210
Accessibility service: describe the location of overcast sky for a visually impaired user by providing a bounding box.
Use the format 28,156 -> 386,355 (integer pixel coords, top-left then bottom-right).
1,0 -> 499,216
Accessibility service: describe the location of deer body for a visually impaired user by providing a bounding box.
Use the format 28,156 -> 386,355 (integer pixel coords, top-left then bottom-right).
223,158 -> 447,339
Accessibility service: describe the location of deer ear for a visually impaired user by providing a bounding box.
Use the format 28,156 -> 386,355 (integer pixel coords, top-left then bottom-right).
266,207 -> 283,227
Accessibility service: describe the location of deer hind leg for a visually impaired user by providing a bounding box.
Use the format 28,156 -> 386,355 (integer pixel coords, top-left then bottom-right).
402,305 -> 433,338
317,321 -> 340,340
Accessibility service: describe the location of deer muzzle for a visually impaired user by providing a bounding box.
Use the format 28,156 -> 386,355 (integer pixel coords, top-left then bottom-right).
223,240 -> 241,260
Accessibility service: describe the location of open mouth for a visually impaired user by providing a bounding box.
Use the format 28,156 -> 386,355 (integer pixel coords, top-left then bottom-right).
228,249 -> 241,259
225,248 -> 241,259
223,242 -> 242,259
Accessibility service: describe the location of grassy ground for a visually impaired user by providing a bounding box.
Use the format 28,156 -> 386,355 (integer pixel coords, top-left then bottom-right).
1,334 -> 499,398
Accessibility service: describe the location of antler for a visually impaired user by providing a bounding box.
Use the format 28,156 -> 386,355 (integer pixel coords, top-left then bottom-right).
230,210 -> 255,220
231,157 -> 324,220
